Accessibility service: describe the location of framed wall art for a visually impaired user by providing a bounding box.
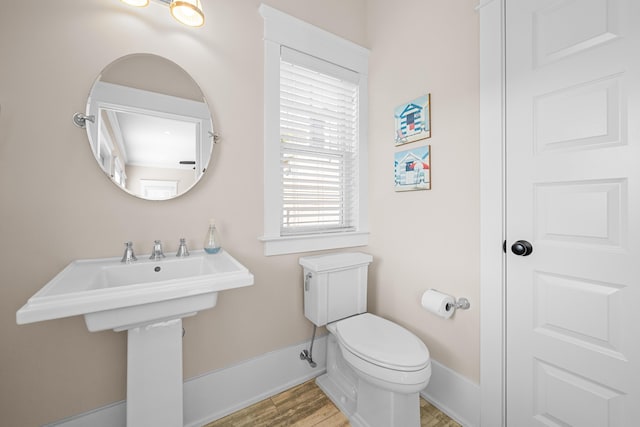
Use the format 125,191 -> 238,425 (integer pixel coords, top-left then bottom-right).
394,94 -> 431,146
394,145 -> 431,192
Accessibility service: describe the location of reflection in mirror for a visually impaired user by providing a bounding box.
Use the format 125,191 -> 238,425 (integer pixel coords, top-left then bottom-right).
85,54 -> 214,200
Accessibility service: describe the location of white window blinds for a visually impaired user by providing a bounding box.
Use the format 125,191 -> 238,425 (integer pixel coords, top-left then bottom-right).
279,47 -> 360,236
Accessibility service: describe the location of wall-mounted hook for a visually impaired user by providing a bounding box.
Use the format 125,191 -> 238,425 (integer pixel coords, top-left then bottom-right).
72,112 -> 95,129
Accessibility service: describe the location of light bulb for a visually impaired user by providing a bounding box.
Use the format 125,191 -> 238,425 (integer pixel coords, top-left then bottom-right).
120,0 -> 150,7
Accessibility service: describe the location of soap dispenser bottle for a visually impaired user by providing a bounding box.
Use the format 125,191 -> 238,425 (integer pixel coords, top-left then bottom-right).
204,219 -> 221,254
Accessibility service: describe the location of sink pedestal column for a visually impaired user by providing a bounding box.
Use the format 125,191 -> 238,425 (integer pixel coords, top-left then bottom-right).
126,318 -> 184,427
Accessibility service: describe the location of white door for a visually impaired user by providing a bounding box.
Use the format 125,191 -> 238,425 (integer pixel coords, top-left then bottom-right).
505,0 -> 640,425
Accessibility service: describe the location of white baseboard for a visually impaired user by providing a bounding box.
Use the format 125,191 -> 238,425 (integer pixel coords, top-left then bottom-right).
44,400 -> 126,427
421,359 -> 480,427
183,336 -> 327,426
46,336 -> 327,427
45,339 -> 478,427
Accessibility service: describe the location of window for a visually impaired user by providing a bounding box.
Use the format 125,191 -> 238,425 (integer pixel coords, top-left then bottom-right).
113,157 -> 126,188
280,48 -> 359,236
140,179 -> 178,200
259,4 -> 370,256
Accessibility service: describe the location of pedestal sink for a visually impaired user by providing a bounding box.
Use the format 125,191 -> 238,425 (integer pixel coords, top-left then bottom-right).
16,249 -> 254,427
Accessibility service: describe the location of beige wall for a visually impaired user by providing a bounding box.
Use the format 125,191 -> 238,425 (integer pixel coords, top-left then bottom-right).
366,0 -> 480,381
0,1 -> 478,425
101,53 -> 205,101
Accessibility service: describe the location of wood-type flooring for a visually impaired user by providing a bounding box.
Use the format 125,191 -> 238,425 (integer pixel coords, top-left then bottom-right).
205,379 -> 461,427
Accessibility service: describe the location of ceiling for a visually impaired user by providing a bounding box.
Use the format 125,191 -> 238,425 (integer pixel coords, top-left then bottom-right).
114,110 -> 197,170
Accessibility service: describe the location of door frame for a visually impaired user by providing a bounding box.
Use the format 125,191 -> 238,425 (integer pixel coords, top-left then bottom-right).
479,0 -> 507,425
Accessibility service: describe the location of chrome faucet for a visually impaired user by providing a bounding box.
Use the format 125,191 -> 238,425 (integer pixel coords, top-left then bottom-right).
176,238 -> 190,257
121,241 -> 137,263
150,240 -> 166,260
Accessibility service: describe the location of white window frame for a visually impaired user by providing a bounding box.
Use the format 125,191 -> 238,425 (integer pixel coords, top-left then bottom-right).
259,4 -> 370,256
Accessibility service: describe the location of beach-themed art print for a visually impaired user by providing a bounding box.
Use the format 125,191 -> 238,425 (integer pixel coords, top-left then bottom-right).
394,145 -> 431,192
394,94 -> 431,146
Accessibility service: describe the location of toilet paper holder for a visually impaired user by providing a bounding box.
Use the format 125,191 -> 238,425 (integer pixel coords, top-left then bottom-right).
421,289 -> 471,318
446,297 -> 471,311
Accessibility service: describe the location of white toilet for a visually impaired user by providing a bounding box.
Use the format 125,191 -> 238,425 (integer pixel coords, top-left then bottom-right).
299,252 -> 431,427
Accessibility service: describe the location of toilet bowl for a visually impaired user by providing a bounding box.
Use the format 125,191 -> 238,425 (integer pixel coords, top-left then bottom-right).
299,252 -> 431,427
328,313 -> 431,394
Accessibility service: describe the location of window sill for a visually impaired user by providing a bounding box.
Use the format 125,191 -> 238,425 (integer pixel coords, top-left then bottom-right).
259,231 -> 369,256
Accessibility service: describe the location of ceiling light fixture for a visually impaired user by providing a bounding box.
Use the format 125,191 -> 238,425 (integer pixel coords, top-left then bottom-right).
120,0 -> 204,28
170,0 -> 205,27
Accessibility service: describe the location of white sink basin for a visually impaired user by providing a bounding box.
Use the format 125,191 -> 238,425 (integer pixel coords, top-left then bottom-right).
17,248 -> 254,426
17,249 -> 254,331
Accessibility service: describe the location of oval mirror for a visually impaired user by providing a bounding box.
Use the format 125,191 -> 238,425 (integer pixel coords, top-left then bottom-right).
83,54 -> 215,200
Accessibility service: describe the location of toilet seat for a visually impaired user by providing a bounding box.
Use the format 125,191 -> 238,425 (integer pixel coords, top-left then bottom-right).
334,313 -> 430,370
328,313 -> 431,392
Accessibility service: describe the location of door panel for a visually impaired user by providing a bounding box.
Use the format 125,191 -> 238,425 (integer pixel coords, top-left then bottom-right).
505,0 -> 640,425
532,0 -> 620,67
533,75 -> 623,152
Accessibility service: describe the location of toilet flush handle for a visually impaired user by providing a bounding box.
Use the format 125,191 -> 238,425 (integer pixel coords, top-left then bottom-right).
304,272 -> 313,291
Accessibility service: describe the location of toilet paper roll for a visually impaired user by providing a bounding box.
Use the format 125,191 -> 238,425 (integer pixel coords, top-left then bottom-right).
421,289 -> 455,319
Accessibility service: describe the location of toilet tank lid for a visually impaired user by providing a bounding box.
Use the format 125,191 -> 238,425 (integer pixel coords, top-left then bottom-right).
299,252 -> 373,272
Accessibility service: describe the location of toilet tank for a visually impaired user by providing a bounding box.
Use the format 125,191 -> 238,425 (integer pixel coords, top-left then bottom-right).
299,252 -> 373,327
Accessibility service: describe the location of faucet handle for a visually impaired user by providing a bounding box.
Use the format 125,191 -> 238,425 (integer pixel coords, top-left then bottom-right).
150,240 -> 166,260
121,241 -> 137,263
176,238 -> 190,257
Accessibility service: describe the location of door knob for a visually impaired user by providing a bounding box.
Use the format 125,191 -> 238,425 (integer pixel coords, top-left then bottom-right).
511,240 -> 533,256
